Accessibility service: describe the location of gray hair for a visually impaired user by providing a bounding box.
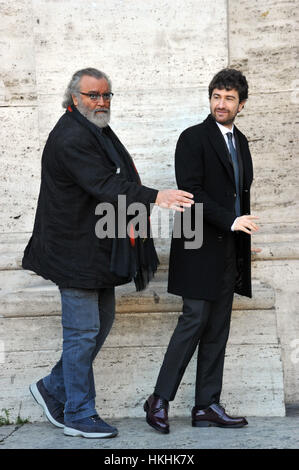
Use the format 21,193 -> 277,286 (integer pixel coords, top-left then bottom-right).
62,67 -> 112,108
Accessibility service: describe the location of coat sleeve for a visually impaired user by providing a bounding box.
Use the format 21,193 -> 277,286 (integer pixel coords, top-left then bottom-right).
56,134 -> 158,207
175,130 -> 236,232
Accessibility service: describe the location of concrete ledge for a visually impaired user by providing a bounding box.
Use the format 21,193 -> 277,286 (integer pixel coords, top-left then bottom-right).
0,343 -> 285,422
0,308 -> 279,352
0,229 -> 287,421
1,225 -> 299,271
0,278 -> 274,317
0,305 -> 285,421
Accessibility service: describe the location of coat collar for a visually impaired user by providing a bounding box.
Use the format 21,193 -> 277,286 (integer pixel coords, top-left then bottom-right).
203,114 -> 253,188
66,104 -> 118,166
66,105 -> 141,184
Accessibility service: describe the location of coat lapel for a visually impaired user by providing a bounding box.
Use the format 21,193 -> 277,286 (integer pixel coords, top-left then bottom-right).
234,129 -> 244,193
234,126 -> 253,189
67,106 -> 141,184
204,114 -> 253,191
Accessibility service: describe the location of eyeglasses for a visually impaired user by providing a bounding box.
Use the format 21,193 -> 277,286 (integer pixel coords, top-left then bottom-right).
79,92 -> 114,102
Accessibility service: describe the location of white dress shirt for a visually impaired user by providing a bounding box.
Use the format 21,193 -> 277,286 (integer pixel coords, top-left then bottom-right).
216,121 -> 236,150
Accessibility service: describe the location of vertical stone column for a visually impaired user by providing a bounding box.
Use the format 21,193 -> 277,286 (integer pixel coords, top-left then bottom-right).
0,0 -> 40,233
228,0 -> 298,221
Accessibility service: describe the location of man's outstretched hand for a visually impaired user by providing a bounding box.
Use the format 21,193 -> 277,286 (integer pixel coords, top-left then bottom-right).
155,189 -> 194,212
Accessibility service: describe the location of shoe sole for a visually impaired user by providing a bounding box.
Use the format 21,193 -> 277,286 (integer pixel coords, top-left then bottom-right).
29,382 -> 64,429
192,420 -> 248,428
143,401 -> 169,434
64,426 -> 118,439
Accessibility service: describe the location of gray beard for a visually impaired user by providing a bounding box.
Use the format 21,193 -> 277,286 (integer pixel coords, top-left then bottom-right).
76,102 -> 111,128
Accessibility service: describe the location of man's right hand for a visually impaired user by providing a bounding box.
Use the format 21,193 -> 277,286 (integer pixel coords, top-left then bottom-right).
155,189 -> 194,212
233,215 -> 259,234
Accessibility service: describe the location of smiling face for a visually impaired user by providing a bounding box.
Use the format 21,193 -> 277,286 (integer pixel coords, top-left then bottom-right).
210,87 -> 245,128
72,75 -> 111,128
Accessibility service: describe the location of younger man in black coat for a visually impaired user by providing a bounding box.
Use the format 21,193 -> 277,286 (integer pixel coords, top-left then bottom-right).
144,69 -> 260,433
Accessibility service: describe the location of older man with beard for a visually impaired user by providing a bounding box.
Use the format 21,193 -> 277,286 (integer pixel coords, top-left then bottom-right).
23,68 -> 193,439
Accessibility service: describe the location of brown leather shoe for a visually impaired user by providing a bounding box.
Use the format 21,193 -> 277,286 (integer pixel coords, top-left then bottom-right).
192,403 -> 248,428
144,394 -> 169,434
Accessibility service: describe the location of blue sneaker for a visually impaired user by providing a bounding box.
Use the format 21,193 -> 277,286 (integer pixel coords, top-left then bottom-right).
64,414 -> 118,438
29,379 -> 64,428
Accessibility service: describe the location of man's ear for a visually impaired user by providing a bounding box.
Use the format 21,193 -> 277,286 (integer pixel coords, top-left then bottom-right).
72,94 -> 78,106
238,100 -> 246,113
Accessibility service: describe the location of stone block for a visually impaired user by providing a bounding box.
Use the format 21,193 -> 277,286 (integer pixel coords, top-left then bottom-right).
33,0 -> 227,93
0,0 -> 37,106
0,108 -> 40,233
229,0 -> 299,226
0,277 -> 274,317
0,299 -> 285,421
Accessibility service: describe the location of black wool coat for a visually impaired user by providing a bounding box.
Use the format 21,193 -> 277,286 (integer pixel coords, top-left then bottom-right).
22,109 -> 158,289
168,114 -> 253,301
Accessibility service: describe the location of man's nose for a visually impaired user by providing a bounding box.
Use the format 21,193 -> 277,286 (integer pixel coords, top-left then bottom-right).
96,95 -> 106,105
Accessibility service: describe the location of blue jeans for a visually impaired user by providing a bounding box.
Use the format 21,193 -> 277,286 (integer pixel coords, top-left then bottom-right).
43,287 -> 115,422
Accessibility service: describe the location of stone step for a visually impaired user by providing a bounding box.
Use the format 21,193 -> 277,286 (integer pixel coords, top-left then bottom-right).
0,309 -> 280,352
1,224 -> 299,271
0,307 -> 285,421
0,230 -> 287,421
1,236 -> 299,272
0,272 -> 284,421
0,278 -> 274,317
116,278 -> 275,312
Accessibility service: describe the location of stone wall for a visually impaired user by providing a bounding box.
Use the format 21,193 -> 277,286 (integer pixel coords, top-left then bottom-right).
228,0 -> 299,403
0,0 -> 227,235
0,0 -> 298,420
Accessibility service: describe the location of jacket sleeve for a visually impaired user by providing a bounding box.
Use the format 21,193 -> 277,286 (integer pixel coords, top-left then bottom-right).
56,134 -> 158,207
175,130 -> 236,232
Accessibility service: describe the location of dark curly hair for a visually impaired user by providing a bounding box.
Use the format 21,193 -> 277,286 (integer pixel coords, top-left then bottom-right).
208,68 -> 248,102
